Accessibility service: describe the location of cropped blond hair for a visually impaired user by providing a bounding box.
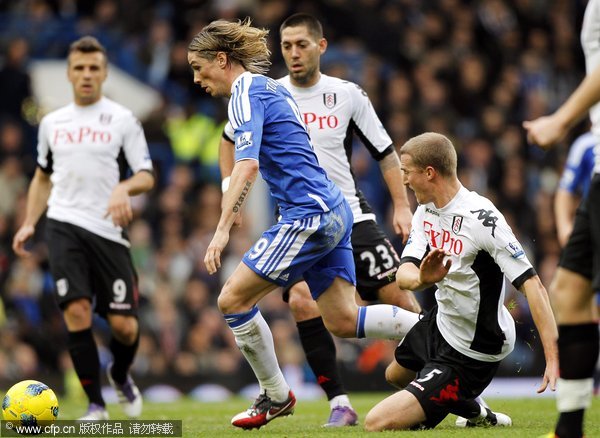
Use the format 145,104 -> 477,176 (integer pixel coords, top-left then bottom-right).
400,132 -> 458,178
188,18 -> 271,75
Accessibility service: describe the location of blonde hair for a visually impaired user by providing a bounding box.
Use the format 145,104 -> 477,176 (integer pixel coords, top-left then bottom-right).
400,132 -> 457,178
188,18 -> 271,75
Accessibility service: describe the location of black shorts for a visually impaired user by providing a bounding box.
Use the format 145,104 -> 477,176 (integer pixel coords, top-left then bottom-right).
46,219 -> 139,317
395,306 -> 499,428
351,220 -> 401,301
560,174 -> 600,290
282,219 -> 401,302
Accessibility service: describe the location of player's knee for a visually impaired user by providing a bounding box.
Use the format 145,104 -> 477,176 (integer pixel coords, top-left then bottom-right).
385,362 -> 412,389
110,317 -> 138,345
364,410 -> 386,432
63,298 -> 93,328
385,363 -> 399,387
550,272 -> 594,321
217,280 -> 248,314
288,285 -> 319,321
322,314 -> 355,338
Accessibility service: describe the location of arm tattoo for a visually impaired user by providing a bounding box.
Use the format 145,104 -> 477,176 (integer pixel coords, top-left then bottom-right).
233,181 -> 252,213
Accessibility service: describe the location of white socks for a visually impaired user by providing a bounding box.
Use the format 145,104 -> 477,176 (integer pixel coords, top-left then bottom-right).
329,394 -> 352,410
226,307 -> 290,402
556,378 -> 594,411
356,305 -> 420,339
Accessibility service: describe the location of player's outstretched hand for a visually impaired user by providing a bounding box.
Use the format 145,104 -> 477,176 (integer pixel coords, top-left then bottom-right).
522,116 -> 568,149
537,358 -> 559,394
12,224 -> 35,257
106,184 -> 133,228
204,229 -> 230,275
419,248 -> 451,285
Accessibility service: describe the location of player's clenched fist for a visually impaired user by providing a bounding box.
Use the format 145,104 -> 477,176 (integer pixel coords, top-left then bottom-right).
522,115 -> 569,149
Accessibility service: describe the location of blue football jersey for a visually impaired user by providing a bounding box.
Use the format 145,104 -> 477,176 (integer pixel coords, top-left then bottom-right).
559,131 -> 596,197
228,72 -> 344,219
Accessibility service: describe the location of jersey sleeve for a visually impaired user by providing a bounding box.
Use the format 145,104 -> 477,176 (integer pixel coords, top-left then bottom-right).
559,133 -> 596,194
400,207 -> 428,266
559,144 -> 587,193
348,82 -> 394,160
229,93 -> 264,163
223,121 -> 235,143
473,204 -> 536,289
36,117 -> 53,173
122,114 -> 153,173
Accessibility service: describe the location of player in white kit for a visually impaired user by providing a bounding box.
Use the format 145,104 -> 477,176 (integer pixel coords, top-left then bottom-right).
219,13 -> 420,426
364,133 -> 558,431
12,36 -> 154,420
523,1 -> 600,436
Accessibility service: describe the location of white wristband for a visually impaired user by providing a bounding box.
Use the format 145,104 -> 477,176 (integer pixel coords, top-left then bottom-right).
221,176 -> 231,193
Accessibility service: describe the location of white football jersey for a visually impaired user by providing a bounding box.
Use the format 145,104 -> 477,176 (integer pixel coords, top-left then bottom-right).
37,97 -> 153,246
581,0 -> 600,174
401,186 -> 536,362
278,74 -> 394,223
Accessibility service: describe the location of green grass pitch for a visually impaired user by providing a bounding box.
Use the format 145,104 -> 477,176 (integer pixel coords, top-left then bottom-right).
56,393 -> 599,437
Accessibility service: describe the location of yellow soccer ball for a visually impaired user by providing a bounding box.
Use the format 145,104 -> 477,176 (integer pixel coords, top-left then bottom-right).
2,380 -> 59,426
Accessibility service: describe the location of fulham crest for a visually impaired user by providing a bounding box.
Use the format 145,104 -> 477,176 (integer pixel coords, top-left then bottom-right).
323,93 -> 337,109
99,113 -> 112,125
452,216 -> 463,234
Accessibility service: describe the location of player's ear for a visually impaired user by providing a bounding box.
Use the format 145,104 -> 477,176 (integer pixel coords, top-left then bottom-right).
425,166 -> 436,180
319,37 -> 327,55
217,51 -> 228,69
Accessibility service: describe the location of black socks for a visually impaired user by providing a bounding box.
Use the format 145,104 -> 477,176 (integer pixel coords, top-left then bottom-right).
68,328 -> 104,406
297,316 -> 347,400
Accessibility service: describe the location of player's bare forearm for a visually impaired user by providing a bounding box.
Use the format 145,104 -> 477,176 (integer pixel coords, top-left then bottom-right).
219,136 -> 235,180
217,159 -> 258,233
524,63 -> 600,147
380,152 -> 411,209
121,170 -> 155,196
22,168 -> 52,227
554,63 -> 600,130
13,169 -> 52,256
396,261 -> 431,292
554,190 -> 578,247
380,152 -> 412,238
205,161 -> 256,274
520,276 -> 559,391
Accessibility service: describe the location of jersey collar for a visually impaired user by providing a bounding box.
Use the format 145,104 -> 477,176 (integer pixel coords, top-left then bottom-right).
231,71 -> 253,95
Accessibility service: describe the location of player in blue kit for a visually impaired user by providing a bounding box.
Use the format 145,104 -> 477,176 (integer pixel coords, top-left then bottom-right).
187,19 -> 419,430
555,131 -> 596,247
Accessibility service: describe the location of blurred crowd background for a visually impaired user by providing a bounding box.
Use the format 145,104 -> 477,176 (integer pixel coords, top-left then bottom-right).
0,0 -> 589,398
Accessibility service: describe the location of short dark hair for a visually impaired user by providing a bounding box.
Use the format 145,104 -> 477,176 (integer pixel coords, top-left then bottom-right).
68,36 -> 107,61
280,13 -> 323,40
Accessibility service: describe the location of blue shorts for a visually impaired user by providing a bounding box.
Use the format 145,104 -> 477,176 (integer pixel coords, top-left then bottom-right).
242,201 -> 356,299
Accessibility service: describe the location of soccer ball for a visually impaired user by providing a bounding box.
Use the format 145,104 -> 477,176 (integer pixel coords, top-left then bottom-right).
2,380 -> 59,426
